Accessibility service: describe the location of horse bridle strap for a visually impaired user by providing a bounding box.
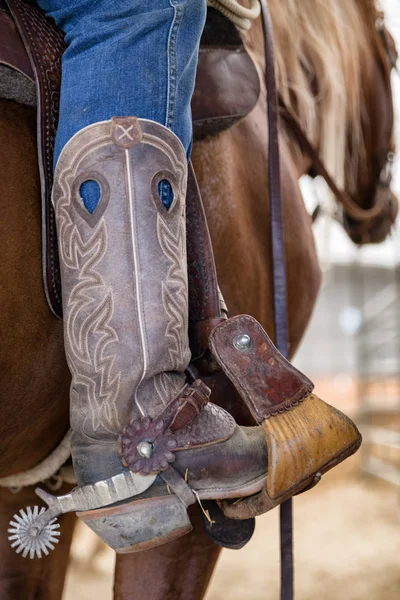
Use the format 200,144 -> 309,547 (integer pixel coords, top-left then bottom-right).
279,102 -> 390,223
259,2 -> 292,599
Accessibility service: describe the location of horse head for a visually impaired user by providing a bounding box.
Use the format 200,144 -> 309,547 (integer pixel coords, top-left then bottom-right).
342,12 -> 398,244
265,0 -> 399,245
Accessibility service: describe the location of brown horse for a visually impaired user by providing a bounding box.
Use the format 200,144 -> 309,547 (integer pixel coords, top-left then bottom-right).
0,0 -> 397,598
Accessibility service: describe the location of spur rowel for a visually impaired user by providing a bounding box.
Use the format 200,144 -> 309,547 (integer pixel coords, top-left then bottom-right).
8,506 -> 60,559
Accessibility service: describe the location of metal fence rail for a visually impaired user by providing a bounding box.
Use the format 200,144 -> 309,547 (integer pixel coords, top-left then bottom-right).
356,267 -> 400,487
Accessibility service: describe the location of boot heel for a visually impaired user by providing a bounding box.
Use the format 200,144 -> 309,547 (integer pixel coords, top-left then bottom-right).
77,494 -> 192,553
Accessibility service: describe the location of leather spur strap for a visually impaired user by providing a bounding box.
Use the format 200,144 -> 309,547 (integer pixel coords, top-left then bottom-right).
259,2 -> 293,599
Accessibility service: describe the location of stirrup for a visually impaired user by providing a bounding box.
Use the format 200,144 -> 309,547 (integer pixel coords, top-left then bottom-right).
208,315 -> 362,519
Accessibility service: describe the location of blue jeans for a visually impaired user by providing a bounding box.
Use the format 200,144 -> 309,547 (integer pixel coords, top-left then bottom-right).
37,0 -> 207,165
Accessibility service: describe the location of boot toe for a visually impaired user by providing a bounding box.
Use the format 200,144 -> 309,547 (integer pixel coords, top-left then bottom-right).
174,425 -> 268,500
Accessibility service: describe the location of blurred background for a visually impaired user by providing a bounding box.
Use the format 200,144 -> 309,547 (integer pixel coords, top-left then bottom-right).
63,1 -> 400,598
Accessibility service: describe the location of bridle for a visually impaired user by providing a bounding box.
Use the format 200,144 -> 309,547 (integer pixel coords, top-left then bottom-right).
279,13 -> 397,234
280,104 -> 396,222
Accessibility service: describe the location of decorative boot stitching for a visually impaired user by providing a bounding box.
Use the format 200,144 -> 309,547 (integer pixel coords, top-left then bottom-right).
56,153 -> 122,435
158,213 -> 189,370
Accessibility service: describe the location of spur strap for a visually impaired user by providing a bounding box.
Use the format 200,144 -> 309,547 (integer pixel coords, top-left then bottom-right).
259,2 -> 292,599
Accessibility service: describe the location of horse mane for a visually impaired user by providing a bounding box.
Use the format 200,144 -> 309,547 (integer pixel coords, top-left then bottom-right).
246,0 -> 381,193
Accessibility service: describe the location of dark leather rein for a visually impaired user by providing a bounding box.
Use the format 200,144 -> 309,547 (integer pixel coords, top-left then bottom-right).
259,2 -> 292,599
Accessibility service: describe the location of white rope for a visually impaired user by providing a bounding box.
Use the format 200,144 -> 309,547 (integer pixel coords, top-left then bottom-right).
208,0 -> 260,30
0,430 -> 72,490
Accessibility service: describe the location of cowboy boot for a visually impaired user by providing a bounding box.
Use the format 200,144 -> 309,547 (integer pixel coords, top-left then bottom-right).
52,116 -> 269,553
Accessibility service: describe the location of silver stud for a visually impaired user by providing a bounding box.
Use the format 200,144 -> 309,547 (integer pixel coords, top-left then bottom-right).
375,17 -> 384,31
233,334 -> 251,351
387,151 -> 395,163
137,441 -> 153,459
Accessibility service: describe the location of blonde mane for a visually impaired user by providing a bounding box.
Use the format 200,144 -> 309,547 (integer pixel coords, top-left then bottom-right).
247,0 -> 382,193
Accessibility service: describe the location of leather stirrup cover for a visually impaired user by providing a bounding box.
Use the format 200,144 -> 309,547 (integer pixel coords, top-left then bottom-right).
209,315 -> 362,518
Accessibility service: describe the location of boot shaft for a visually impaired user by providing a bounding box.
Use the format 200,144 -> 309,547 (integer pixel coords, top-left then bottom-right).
53,117 -> 191,440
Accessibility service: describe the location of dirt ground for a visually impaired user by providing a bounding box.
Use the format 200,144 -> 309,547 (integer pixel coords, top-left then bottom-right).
62,455 -> 400,600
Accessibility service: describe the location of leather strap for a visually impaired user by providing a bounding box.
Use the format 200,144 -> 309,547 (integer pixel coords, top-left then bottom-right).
259,2 -> 292,599
160,467 -> 196,508
6,0 -> 65,318
209,315 -> 313,421
279,103 -> 387,222
260,1 -> 288,356
186,163 -> 226,359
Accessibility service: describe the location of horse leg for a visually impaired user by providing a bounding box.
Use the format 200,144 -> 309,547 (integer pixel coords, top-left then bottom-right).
0,485 -> 76,600
113,506 -> 220,600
